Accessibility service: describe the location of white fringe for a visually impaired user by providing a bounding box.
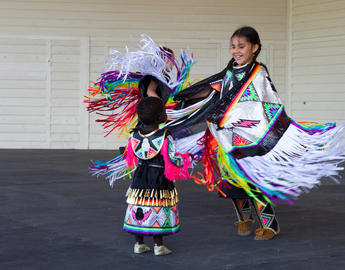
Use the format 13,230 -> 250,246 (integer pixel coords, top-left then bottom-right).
91,160 -> 135,187
175,131 -> 205,155
237,122 -> 345,198
104,34 -> 180,88
164,91 -> 216,127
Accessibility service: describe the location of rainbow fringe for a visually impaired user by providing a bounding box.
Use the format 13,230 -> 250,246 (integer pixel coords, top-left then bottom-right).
293,120 -> 336,134
161,138 -> 192,181
166,50 -> 195,108
86,72 -> 142,137
86,50 -> 195,137
90,150 -> 135,186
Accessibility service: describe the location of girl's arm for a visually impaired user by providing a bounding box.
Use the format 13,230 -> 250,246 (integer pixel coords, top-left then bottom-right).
174,67 -> 226,102
139,75 -> 171,102
183,86 -> 212,101
147,79 -> 159,98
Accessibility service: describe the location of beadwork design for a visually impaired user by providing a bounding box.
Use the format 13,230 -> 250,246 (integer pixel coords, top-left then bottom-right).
123,204 -> 180,235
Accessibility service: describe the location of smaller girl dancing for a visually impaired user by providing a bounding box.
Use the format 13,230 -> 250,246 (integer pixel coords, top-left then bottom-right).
123,97 -> 191,255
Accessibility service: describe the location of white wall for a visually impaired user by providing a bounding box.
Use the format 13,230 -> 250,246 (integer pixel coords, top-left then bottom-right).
1,0 -> 288,149
0,36 -> 89,148
290,0 -> 345,123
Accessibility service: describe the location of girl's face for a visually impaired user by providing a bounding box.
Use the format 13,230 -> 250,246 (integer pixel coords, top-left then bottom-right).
231,36 -> 259,66
164,53 -> 175,71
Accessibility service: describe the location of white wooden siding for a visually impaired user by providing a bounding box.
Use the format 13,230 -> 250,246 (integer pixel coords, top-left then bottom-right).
51,40 -> 81,148
291,0 -> 345,123
0,38 -> 49,148
0,36 -> 89,149
0,0 -> 287,149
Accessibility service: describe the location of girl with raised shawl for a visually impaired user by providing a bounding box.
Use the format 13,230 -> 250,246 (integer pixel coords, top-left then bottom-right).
172,26 -> 345,240
86,30 -> 345,241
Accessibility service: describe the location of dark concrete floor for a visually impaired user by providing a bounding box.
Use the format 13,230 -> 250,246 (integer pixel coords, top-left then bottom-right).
1,149 -> 345,270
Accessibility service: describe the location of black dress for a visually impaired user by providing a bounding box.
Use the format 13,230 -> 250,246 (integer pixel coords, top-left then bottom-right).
123,128 -> 180,236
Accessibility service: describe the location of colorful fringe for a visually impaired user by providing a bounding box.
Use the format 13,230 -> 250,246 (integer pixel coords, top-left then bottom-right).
219,122 -> 345,204
86,34 -> 195,137
216,146 -> 273,205
90,151 -> 134,187
164,91 -> 216,125
126,187 -> 179,207
166,50 -> 195,109
184,121 -> 345,205
89,137 -> 138,187
125,138 -> 138,168
87,34 -> 344,206
293,120 -> 336,134
190,130 -> 222,191
161,138 -> 191,181
86,72 -> 142,137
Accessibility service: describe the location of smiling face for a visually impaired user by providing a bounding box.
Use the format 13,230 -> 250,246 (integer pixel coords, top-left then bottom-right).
231,35 -> 259,66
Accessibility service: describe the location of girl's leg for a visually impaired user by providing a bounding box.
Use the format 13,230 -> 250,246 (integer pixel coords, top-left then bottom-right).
153,235 -> 163,246
232,198 -> 254,236
251,199 -> 280,240
133,234 -> 150,254
232,198 -> 253,222
135,235 -> 144,244
153,235 -> 172,256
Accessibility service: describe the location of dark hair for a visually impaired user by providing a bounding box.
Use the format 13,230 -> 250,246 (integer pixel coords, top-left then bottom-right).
136,97 -> 166,126
231,26 -> 261,58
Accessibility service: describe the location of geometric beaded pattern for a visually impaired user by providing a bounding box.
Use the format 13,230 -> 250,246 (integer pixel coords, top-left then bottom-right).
167,136 -> 181,166
223,70 -> 232,86
262,103 -> 282,122
232,133 -> 252,146
151,136 -> 163,150
235,72 -> 245,81
132,130 -> 166,160
123,204 -> 180,235
210,79 -> 223,92
233,198 -> 253,222
239,83 -> 260,102
253,201 -> 279,232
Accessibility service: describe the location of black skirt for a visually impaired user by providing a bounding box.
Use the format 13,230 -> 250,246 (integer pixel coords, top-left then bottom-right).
130,154 -> 175,191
